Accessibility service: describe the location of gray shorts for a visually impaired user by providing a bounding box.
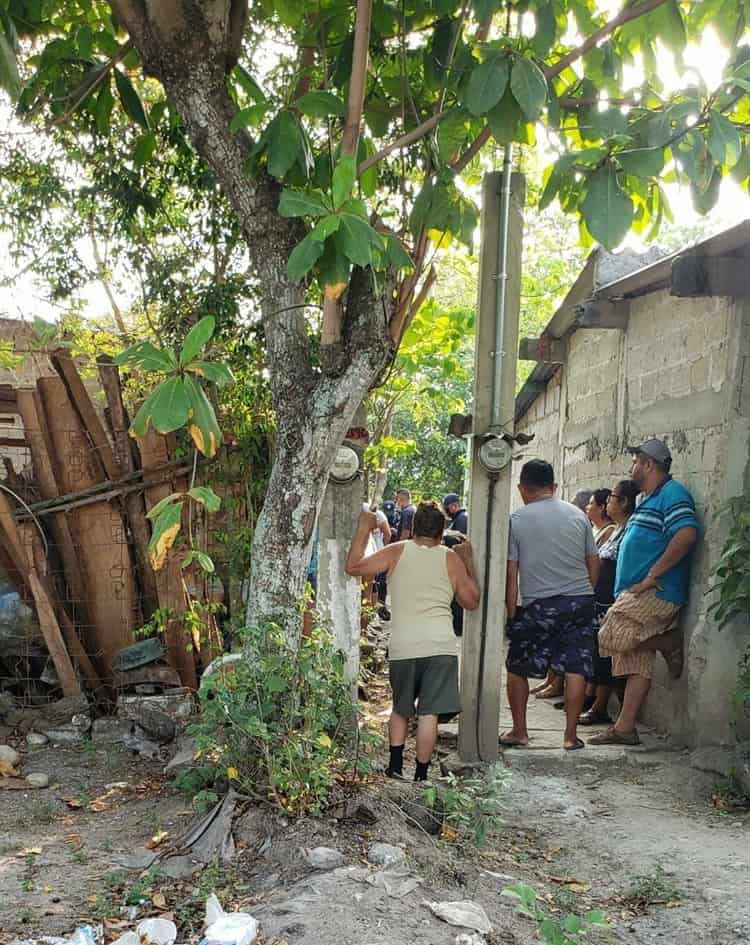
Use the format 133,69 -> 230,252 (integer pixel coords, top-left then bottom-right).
389,655 -> 461,722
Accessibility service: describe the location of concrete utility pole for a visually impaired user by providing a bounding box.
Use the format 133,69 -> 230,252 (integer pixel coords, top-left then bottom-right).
459,167 -> 525,762
317,404 -> 368,686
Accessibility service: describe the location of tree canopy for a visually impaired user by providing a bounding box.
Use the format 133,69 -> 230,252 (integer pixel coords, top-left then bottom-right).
2,0 -> 750,628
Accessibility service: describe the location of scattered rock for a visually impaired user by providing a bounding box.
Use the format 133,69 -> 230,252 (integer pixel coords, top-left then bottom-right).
26,732 -> 49,748
118,700 -> 176,744
455,935 -> 486,945
25,772 -> 50,788
122,727 -> 163,759
367,842 -> 406,867
91,718 -> 131,744
160,854 -> 197,880
690,746 -> 734,777
394,796 -> 442,835
37,694 -> 89,729
44,727 -> 85,746
0,744 -> 20,776
305,847 -> 344,870
164,736 -> 198,774
423,900 -> 492,935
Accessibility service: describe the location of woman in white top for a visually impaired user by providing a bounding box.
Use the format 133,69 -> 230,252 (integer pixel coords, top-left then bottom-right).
586,488 -> 617,546
346,501 -> 480,781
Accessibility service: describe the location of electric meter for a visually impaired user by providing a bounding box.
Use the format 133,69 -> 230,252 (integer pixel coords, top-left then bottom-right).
477,434 -> 513,472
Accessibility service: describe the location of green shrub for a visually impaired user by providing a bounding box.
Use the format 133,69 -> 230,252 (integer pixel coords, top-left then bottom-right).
503,883 -> 609,944
190,620 -> 375,815
422,766 -> 508,848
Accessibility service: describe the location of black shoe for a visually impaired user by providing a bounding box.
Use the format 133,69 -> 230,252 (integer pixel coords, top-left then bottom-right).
385,767 -> 405,780
378,605 -> 391,621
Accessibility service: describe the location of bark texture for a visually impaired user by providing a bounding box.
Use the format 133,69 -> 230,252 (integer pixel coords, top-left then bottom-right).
109,1 -> 396,635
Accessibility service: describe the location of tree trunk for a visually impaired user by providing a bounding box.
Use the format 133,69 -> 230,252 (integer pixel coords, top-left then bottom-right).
107,2 -> 396,638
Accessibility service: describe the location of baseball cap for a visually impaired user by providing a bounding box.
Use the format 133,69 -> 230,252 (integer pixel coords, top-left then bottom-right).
442,493 -> 461,508
627,438 -> 672,468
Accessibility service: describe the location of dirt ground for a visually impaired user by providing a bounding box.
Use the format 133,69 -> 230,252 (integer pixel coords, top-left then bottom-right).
1,697 -> 749,945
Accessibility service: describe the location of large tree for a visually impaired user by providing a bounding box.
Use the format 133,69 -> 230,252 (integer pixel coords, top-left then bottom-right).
3,0 -> 750,634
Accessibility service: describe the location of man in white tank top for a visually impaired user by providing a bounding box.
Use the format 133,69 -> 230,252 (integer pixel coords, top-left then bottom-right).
346,501 -> 480,781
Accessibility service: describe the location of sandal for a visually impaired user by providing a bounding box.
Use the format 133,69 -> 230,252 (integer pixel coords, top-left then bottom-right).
534,689 -> 564,700
578,709 -> 613,726
587,726 -> 641,746
564,738 -> 585,751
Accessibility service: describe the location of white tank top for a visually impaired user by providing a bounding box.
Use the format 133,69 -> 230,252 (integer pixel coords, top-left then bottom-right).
387,541 -> 457,660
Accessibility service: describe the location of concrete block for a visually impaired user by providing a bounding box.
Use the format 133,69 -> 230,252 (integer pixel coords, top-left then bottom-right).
690,746 -> 734,777
686,326 -> 706,362
689,357 -> 708,392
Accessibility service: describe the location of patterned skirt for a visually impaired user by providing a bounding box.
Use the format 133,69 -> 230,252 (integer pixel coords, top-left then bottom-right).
598,589 -> 681,678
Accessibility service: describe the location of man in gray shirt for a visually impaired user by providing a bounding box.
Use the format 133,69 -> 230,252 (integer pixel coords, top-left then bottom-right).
503,460 -> 600,751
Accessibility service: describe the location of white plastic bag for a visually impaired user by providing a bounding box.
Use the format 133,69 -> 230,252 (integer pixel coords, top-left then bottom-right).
136,918 -> 177,945
203,894 -> 258,945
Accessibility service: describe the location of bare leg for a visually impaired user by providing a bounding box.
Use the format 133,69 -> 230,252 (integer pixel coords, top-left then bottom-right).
590,684 -> 612,714
503,672 -> 530,743
637,628 -> 679,652
563,673 -> 586,747
535,671 -> 564,698
613,674 -> 651,734
415,714 -> 438,763
389,712 -> 408,746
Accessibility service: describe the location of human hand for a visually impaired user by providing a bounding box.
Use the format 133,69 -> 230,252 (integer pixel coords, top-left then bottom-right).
359,509 -> 378,531
629,573 -> 658,595
453,539 -> 474,563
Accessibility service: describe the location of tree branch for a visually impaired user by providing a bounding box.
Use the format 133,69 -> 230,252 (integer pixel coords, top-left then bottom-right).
358,111 -> 446,175
342,0 -> 372,156
451,125 -> 491,173
544,0 -> 669,80
47,40 -> 134,128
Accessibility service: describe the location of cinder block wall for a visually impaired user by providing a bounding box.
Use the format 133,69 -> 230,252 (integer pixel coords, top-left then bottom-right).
512,289 -> 750,748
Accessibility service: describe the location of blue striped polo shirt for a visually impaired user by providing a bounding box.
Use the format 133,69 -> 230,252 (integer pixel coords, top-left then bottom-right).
615,478 -> 699,604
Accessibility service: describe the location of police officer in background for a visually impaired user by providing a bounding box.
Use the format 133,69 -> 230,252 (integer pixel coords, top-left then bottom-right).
443,493 -> 468,636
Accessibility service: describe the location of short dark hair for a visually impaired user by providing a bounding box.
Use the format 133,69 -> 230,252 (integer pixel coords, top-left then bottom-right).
397,488 -> 411,499
592,488 -> 612,508
519,459 -> 554,490
612,479 -> 639,516
413,500 -> 447,539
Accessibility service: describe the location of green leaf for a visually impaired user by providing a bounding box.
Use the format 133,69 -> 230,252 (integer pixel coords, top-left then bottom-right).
195,551 -> 215,574
183,374 -> 222,459
130,377 -> 190,438
617,147 -> 665,178
179,317 -> 215,367
295,90 -> 345,117
691,167 -> 721,215
318,241 -> 351,290
589,107 -> 628,139
114,69 -> 149,130
488,90 -> 522,144
187,486 -> 221,513
707,111 -> 741,166
95,80 -> 115,135
114,341 -> 177,372
146,492 -> 182,521
148,501 -> 184,571
232,64 -> 266,102
287,231 -> 326,281
466,55 -> 509,116
77,25 -> 94,60
580,163 -> 634,250
266,111 -> 302,179
278,188 -> 329,217
0,29 -> 21,101
386,235 -> 415,272
358,136 -> 378,197
437,108 -> 470,163
133,131 -> 156,166
185,361 -> 236,387
332,154 -> 356,209
335,212 -> 377,267
310,214 -> 341,242
510,56 -> 548,120
230,104 -> 269,132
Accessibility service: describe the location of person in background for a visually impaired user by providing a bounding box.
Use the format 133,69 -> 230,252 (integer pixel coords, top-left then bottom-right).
395,488 -> 417,540
579,479 -> 640,726
363,502 -> 391,617
442,493 -> 468,539
587,488 -> 617,546
591,440 -> 698,746
383,499 -> 400,542
503,460 -> 600,751
346,502 -> 480,780
442,493 -> 468,637
572,489 -> 593,512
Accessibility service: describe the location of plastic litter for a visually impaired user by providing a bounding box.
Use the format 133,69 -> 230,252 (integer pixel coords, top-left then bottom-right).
68,925 -> 101,945
423,900 -> 492,934
202,894 -> 258,945
455,934 -> 486,945
135,918 -> 177,945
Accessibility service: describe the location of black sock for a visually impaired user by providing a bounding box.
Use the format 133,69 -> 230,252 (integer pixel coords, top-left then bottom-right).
387,745 -> 404,777
414,760 -> 430,781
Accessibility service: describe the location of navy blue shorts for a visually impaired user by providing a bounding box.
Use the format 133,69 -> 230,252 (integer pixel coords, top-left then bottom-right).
505,595 -> 596,680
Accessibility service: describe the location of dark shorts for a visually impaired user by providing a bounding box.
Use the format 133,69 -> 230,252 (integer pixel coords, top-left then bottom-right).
505,595 -> 596,681
593,605 -> 613,685
389,655 -> 461,722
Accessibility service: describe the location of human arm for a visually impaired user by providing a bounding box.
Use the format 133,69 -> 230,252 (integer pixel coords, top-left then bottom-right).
586,554 -> 601,590
505,559 -> 519,620
447,541 -> 480,610
345,510 -> 404,577
629,526 -> 697,595
376,511 -> 391,546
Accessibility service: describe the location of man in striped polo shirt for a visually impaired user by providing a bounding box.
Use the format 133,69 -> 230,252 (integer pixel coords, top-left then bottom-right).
591,439 -> 698,746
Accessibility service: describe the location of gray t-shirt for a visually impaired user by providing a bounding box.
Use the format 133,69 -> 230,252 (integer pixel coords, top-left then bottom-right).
508,496 -> 597,602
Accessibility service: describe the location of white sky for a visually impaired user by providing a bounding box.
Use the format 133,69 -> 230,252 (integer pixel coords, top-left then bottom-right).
1,22 -> 749,326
